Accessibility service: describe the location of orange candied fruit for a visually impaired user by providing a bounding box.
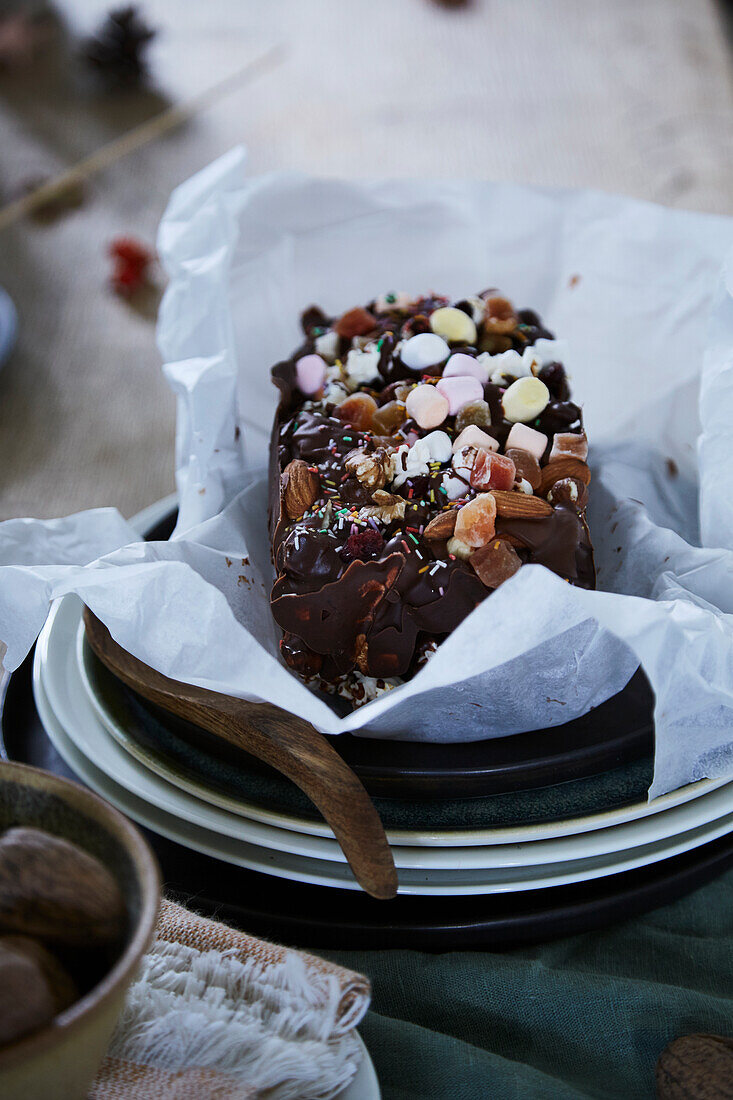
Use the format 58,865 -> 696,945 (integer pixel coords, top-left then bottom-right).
336,393 -> 378,430
454,493 -> 497,548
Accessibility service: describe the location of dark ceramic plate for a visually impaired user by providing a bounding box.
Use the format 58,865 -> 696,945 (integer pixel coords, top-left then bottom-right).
130,508 -> 656,803
86,648 -> 654,831
2,654 -> 732,951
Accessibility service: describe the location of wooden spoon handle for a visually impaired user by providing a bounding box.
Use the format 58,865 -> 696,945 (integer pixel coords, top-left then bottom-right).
83,610 -> 398,900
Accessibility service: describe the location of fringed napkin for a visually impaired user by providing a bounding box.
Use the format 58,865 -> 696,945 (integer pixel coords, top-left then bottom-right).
89,899 -> 371,1100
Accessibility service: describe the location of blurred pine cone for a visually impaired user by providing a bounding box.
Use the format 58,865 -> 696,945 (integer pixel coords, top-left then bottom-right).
81,6 -> 155,89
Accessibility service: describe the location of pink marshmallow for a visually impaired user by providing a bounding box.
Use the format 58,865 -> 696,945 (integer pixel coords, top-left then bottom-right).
295,354 -> 326,395
405,384 -> 450,429
452,425 -> 499,454
443,353 -> 489,384
505,422 -> 548,462
436,375 -> 484,415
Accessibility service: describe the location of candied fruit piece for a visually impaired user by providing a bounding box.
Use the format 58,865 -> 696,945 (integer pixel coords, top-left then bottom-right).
549,430 -> 588,462
454,494 -> 497,548
455,399 -> 492,433
506,447 -> 541,490
470,539 -> 522,589
336,393 -> 378,430
372,400 -> 406,434
470,450 -> 516,492
335,307 -> 376,339
483,295 -> 518,335
342,528 -> 385,562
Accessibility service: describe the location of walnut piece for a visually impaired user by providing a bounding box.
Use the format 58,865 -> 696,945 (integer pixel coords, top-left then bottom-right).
358,489 -> 406,523
483,295 -> 518,335
344,446 -> 393,492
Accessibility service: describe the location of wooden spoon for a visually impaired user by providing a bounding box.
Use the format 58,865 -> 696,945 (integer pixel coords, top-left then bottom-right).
83,609 -> 398,900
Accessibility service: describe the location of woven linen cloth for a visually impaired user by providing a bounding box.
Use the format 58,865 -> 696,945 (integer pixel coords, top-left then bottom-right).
328,865 -> 733,1100
89,898 -> 371,1100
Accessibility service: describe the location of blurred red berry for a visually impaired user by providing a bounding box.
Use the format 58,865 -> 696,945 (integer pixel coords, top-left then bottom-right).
109,236 -> 153,296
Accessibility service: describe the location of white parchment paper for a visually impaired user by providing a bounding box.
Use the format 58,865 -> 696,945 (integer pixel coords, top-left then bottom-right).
2,147 -> 733,799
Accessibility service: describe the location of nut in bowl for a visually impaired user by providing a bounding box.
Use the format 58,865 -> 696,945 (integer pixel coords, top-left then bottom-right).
0,761 -> 160,1100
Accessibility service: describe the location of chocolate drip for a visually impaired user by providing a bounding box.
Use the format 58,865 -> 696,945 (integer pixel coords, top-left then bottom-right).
497,505 -> 595,589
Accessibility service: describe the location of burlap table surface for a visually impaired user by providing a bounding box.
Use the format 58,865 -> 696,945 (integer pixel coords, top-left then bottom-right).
89,898 -> 371,1100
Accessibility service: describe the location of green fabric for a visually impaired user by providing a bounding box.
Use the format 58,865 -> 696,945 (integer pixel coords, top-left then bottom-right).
329,868 -> 733,1099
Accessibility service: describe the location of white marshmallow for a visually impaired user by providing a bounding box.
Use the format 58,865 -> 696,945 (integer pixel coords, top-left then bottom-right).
421,430 -> 453,465
391,439 -> 431,489
374,291 -> 413,313
501,376 -> 550,423
488,349 -> 528,385
504,422 -> 548,461
452,425 -> 499,454
429,306 -> 477,345
522,345 -> 543,376
314,329 -> 340,361
533,338 -> 569,366
344,347 -> 381,388
400,332 -> 450,371
442,473 -> 470,501
451,444 -> 479,479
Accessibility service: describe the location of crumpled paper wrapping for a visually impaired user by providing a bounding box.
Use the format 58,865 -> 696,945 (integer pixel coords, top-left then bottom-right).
2,147 -> 733,799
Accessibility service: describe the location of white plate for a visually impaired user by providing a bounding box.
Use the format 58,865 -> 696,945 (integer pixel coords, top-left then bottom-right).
343,1035 -> 381,1100
46,594 -> 733,872
82,493 -> 729,850
34,612 -> 733,894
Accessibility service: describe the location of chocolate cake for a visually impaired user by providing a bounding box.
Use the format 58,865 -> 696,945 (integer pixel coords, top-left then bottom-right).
269,291 -> 594,708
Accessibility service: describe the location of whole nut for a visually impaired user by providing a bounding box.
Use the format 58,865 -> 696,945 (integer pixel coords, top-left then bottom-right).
657,1034 -> 733,1100
0,936 -> 77,1014
539,457 -> 591,497
0,939 -> 56,1047
490,490 -> 553,519
446,536 -> 473,560
423,509 -> 459,541
281,459 -> 320,521
0,827 -> 125,946
547,476 -> 588,511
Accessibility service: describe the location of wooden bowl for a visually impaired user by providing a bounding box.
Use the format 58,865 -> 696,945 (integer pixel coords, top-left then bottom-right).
0,761 -> 160,1100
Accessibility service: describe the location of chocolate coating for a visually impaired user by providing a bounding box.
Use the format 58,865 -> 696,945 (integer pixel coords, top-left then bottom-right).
268,291 -> 596,705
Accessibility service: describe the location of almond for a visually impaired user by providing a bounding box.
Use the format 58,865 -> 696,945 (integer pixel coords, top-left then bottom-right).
282,460 -> 320,520
423,509 -> 458,540
539,457 -> 591,498
490,490 -> 553,519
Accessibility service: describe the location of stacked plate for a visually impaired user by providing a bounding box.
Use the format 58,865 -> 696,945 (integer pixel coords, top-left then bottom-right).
32,498 -> 733,902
